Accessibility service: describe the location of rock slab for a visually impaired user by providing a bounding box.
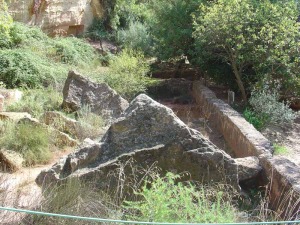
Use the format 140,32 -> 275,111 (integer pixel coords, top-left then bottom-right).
0,149 -> 24,172
62,71 -> 129,123
37,94 -> 239,189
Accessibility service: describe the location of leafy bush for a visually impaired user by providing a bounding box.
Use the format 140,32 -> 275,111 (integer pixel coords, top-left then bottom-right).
53,37 -> 97,66
0,48 -> 69,89
117,21 -> 152,53
124,172 -> 237,223
110,0 -> 152,30
7,88 -> 62,118
104,49 -> 150,100
9,22 -> 48,47
0,121 -> 51,166
0,49 -> 45,88
0,22 -> 102,88
243,108 -> 269,131
0,0 -> 13,48
249,88 -> 296,125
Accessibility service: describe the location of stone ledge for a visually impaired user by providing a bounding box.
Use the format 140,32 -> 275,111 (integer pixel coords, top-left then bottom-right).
192,82 -> 273,158
192,81 -> 300,216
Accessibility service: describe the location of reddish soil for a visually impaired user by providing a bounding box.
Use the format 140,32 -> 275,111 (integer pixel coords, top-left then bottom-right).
161,100 -> 230,152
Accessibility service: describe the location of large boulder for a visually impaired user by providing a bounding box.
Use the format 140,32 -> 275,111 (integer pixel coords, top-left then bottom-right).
62,71 -> 129,123
37,94 -> 239,189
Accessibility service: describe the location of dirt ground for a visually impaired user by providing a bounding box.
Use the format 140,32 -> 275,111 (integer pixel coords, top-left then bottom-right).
0,148 -> 74,224
262,114 -> 300,167
161,101 -> 230,152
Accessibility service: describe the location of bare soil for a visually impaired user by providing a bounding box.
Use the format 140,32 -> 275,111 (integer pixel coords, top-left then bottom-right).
0,148 -> 74,224
262,114 -> 300,167
161,100 -> 230,152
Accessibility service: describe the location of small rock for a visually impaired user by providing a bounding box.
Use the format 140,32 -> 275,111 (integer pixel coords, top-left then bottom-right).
0,112 -> 33,122
0,149 -> 24,172
235,156 -> 262,181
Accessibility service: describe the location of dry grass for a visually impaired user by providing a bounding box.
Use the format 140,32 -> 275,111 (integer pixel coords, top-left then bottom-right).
0,159 -> 299,224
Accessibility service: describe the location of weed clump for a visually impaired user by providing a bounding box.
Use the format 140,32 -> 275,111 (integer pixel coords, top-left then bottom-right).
0,121 -> 51,166
104,48 -> 151,100
7,88 -> 62,118
124,172 -> 238,223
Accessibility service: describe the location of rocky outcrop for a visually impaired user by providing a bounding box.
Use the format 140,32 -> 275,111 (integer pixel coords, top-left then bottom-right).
62,71 -> 129,123
37,94 -> 239,189
8,0 -> 105,36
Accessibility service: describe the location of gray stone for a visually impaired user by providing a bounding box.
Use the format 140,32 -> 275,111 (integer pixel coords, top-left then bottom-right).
62,71 -> 129,122
36,94 -> 239,189
235,156 -> 262,181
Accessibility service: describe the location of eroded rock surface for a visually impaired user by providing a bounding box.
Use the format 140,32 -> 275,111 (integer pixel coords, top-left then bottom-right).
37,94 -> 239,189
8,0 -> 105,36
62,71 -> 129,123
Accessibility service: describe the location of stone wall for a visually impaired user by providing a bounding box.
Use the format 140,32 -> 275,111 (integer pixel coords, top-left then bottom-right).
8,0 -> 104,36
192,81 -> 300,217
192,82 -> 273,158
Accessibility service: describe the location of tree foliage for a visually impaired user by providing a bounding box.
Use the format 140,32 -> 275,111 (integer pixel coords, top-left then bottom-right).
149,0 -> 202,60
193,0 -> 300,101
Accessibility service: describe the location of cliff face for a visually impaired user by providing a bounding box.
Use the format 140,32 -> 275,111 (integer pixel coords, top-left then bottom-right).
8,0 -> 104,36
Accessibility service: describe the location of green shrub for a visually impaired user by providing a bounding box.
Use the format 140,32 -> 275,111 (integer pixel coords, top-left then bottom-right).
0,121 -> 51,166
249,87 -> 296,125
7,88 -> 62,118
117,21 -> 152,53
124,172 -> 238,223
53,37 -> 97,66
0,48 -> 67,88
0,49 -> 43,88
9,22 -> 49,47
0,0 -> 13,48
243,108 -> 269,131
104,49 -> 150,100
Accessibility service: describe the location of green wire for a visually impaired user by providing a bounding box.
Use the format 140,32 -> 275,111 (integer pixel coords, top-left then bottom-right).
0,206 -> 299,225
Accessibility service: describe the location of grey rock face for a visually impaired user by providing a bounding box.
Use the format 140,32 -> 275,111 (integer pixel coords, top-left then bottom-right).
62,71 -> 129,122
37,94 -> 239,189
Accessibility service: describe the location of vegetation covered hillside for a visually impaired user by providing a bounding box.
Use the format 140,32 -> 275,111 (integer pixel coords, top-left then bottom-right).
0,0 -> 299,224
